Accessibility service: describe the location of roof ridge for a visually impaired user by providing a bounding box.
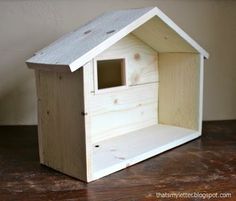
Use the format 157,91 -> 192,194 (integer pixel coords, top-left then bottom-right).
26,6 -> 209,72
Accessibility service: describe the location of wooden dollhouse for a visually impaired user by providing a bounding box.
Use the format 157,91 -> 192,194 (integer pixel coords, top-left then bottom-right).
26,7 -> 209,182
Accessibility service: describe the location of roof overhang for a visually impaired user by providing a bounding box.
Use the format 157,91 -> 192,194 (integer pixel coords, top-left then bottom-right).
26,7 -> 209,72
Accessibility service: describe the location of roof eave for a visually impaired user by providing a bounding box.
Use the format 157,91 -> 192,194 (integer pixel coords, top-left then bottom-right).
26,61 -> 70,72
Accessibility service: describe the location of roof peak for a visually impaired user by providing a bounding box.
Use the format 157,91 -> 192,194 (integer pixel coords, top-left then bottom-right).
27,6 -> 209,72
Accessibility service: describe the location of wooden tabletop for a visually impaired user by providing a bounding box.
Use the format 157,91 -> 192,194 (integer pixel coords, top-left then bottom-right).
0,121 -> 235,201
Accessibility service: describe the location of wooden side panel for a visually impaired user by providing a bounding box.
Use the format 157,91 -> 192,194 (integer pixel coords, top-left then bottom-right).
35,71 -> 44,164
89,83 -> 158,143
84,34 -> 159,143
83,62 -> 158,144
82,62 -> 94,182
35,69 -> 88,181
158,53 -> 200,130
95,34 -> 158,86
197,55 -> 204,132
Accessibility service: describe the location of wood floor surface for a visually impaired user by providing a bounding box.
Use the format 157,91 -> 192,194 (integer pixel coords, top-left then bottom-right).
0,121 -> 235,201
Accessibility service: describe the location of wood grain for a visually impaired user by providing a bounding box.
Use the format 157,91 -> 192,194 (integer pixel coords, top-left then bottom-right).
158,53 -> 200,130
133,17 -> 195,53
92,124 -> 199,180
94,34 -> 158,86
88,83 -> 158,143
0,121 -> 235,201
36,69 -> 88,181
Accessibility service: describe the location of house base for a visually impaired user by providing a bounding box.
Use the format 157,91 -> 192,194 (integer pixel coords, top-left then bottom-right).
92,124 -> 200,181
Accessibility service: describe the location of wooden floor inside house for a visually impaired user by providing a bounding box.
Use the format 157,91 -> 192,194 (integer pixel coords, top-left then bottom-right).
92,124 -> 200,180
0,121 -> 235,201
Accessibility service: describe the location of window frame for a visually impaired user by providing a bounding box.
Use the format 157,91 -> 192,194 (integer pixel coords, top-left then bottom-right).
93,57 -> 128,94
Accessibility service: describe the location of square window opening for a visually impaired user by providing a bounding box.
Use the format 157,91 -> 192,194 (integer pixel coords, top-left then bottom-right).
97,59 -> 126,90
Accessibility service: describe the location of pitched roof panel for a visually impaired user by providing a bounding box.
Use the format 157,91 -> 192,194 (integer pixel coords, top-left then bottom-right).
27,7 -> 209,72
27,7 -> 154,68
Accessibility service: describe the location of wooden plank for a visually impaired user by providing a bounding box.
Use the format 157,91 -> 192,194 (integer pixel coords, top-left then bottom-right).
83,34 -> 159,143
35,70 -> 44,164
158,53 -> 200,130
198,55 -> 204,132
36,69 -> 88,181
92,124 -> 200,181
94,34 -> 158,86
132,17 -> 196,53
27,63 -> 70,72
88,83 -> 158,143
82,62 -> 94,182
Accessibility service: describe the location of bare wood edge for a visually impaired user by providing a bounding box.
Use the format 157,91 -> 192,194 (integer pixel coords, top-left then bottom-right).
83,62 -> 93,182
156,52 -> 159,124
34,70 -> 44,164
26,62 -> 71,72
198,55 -> 204,133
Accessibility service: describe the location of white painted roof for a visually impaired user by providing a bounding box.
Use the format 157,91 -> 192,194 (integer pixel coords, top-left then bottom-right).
27,7 -> 209,72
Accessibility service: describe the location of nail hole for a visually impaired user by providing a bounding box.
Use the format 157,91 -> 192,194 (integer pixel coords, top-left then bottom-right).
94,145 -> 100,148
106,30 -> 115,34
59,75 -> 62,80
84,30 -> 92,34
46,110 -> 50,115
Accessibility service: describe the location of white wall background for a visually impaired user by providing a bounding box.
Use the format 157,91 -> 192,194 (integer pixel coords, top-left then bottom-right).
0,0 -> 235,125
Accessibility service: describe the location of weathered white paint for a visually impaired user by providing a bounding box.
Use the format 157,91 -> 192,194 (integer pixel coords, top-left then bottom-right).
26,7 -> 209,72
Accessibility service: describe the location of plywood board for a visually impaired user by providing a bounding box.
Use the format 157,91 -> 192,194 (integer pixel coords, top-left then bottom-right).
95,34 -> 158,86
92,124 -> 200,181
35,69 -> 88,181
158,53 -> 200,130
88,83 -> 158,143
